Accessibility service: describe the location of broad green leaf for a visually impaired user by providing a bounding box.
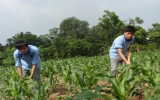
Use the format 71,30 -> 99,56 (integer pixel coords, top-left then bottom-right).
101,95 -> 112,100
75,89 -> 101,100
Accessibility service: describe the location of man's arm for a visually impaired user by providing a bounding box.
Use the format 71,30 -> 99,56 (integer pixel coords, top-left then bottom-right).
127,46 -> 132,63
118,48 -> 130,65
18,67 -> 22,78
29,64 -> 36,78
13,51 -> 23,78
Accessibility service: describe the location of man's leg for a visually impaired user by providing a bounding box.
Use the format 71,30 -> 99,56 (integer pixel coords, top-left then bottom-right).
33,68 -> 40,80
33,68 -> 41,92
110,58 -> 121,74
121,56 -> 127,66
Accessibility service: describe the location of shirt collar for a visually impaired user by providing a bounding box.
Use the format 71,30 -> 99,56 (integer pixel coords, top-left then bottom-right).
123,35 -> 132,42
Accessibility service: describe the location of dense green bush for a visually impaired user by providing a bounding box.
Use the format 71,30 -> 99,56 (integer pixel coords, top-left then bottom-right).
1,43 -> 159,66
0,48 -> 15,66
131,43 -> 159,52
0,52 -> 7,65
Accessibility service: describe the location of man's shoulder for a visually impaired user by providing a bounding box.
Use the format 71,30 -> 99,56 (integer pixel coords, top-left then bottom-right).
28,45 -> 39,54
115,35 -> 124,41
117,35 -> 124,39
13,49 -> 22,58
13,49 -> 18,55
29,45 -> 38,48
29,45 -> 38,50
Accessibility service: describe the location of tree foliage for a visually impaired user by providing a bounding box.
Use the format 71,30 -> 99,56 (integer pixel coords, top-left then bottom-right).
5,32 -> 42,48
135,26 -> 148,44
59,17 -> 89,39
148,23 -> 160,42
0,43 -> 5,51
125,17 -> 144,26
98,10 -> 125,45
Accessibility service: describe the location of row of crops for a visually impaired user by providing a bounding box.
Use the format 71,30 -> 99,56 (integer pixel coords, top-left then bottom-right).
0,50 -> 160,100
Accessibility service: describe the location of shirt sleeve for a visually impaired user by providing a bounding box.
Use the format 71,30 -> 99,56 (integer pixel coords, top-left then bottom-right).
114,37 -> 123,49
32,48 -> 40,65
13,51 -> 22,67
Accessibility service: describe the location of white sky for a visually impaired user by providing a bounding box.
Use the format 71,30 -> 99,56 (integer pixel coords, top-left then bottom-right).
0,0 -> 160,45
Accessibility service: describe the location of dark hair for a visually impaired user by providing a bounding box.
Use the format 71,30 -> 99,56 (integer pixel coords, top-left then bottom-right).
124,26 -> 136,33
15,40 -> 28,49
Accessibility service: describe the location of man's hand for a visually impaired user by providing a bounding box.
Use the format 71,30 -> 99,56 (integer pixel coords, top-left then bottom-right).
29,75 -> 32,78
126,61 -> 131,65
118,49 -> 129,64
29,64 -> 36,79
128,52 -> 132,58
127,52 -> 131,64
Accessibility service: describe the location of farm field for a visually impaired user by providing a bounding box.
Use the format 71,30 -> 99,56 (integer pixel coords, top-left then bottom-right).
0,50 -> 160,100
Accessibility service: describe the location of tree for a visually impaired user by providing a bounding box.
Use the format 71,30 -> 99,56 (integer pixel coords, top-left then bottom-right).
148,23 -> 160,43
6,38 -> 14,48
84,25 -> 106,54
59,17 -> 89,39
135,17 -> 144,24
5,32 -> 42,48
0,43 -> 5,51
39,27 -> 59,47
98,10 -> 124,45
134,26 -> 148,44
125,17 -> 144,26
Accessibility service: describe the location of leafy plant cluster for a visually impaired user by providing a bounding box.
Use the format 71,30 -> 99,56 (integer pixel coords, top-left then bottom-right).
0,51 -> 160,99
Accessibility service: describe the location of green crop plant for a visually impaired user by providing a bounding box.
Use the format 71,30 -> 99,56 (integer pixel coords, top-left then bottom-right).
1,50 -> 160,99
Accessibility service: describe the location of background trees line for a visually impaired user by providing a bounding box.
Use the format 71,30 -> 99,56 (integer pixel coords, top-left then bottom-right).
0,10 -> 160,66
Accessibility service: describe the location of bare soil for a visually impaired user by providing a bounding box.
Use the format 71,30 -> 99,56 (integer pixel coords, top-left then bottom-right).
48,80 -> 144,100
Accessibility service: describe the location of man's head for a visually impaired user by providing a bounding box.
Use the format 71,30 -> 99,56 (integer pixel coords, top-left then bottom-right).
15,40 -> 28,54
123,26 -> 136,41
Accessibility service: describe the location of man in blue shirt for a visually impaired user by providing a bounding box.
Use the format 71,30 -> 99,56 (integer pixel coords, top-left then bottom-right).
109,26 -> 136,75
13,40 -> 41,81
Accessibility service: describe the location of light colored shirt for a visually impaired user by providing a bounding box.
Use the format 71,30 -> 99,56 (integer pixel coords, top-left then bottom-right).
13,45 -> 41,70
109,35 -> 135,58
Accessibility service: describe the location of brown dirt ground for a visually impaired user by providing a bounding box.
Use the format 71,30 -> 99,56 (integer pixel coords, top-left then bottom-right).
48,80 -> 144,100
